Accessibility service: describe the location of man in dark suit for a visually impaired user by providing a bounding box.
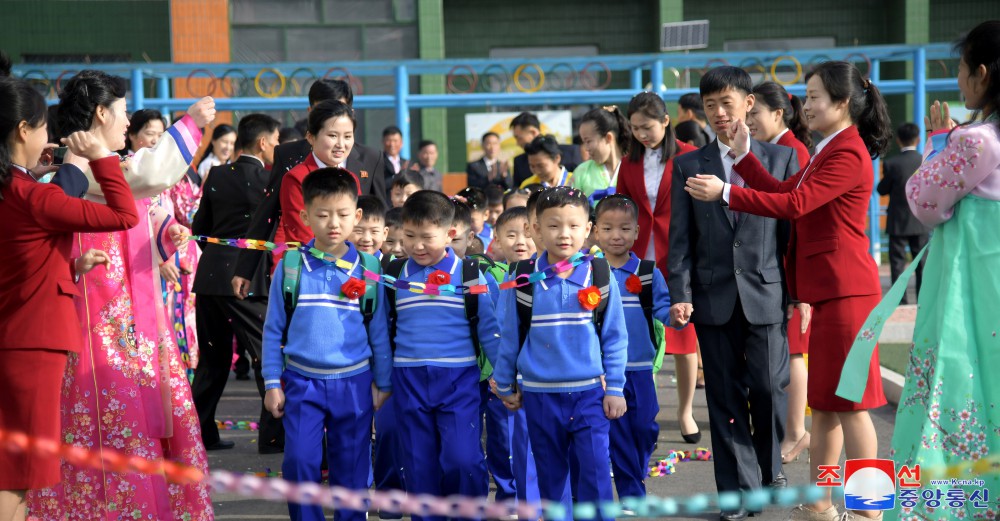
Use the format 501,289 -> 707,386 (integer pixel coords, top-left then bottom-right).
466,131 -> 510,189
877,122 -> 930,304
668,67 -> 798,521
231,80 -> 392,300
509,111 -> 581,187
191,114 -> 281,452
382,125 -> 410,176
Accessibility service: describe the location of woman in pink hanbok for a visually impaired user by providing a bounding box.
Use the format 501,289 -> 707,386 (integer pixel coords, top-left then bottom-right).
26,70 -> 217,521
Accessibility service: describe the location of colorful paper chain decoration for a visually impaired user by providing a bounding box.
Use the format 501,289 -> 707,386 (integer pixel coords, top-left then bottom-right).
216,420 -> 259,431
4,427 -> 998,518
648,448 -> 712,477
185,235 -> 602,296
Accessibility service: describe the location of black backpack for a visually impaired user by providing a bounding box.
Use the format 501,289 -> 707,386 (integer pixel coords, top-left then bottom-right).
510,257 -> 612,351
385,257 -> 483,357
633,259 -> 659,346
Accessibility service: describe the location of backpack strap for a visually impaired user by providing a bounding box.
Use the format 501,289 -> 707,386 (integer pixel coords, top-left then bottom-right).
280,249 -> 304,346
636,260 -> 657,346
590,257 -> 612,345
384,258 -> 408,353
380,253 -> 394,272
461,258 -> 482,359
513,259 -> 536,352
357,251 -> 380,334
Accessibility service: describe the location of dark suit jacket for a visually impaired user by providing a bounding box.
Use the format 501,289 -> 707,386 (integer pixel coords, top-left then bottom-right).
232,139 -> 390,285
877,149 -> 930,236
192,156 -> 272,297
668,140 -> 798,326
50,163 -> 91,198
512,143 -> 582,187
466,157 -> 511,190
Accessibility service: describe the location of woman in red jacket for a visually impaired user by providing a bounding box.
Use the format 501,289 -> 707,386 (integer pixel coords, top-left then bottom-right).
0,77 -> 138,521
686,61 -> 891,521
616,92 -> 701,442
746,80 -> 814,464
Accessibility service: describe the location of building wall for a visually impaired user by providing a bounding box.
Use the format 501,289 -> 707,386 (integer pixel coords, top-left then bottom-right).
0,1 -> 171,63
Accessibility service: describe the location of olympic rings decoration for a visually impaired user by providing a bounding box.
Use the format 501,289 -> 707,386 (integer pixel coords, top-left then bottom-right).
933,59 -> 952,78
288,67 -> 317,96
220,68 -> 252,98
512,63 -> 545,93
770,56 -> 803,86
844,52 -> 871,79
21,69 -> 51,96
478,64 -> 510,93
547,62 -> 577,90
254,67 -> 287,98
54,70 -> 81,95
446,65 -> 479,94
698,58 -> 730,77
185,68 -> 218,98
738,58 -> 767,84
323,67 -> 364,95
579,62 -> 612,91
805,54 -> 834,73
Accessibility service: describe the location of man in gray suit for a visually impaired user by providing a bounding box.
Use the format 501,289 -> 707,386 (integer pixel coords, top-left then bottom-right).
668,67 -> 799,521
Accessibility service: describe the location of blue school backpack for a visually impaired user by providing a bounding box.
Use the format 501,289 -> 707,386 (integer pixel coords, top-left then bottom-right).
510,256 -> 613,351
384,257 -> 485,358
279,248 -> 382,346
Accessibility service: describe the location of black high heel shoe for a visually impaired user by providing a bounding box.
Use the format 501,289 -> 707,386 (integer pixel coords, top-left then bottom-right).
681,429 -> 702,444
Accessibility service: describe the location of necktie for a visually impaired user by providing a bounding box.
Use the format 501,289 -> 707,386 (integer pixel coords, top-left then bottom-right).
727,150 -> 745,224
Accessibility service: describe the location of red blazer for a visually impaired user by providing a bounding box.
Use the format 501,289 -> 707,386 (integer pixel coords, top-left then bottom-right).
0,157 -> 139,351
616,140 -> 698,276
730,126 -> 880,303
777,131 -> 811,170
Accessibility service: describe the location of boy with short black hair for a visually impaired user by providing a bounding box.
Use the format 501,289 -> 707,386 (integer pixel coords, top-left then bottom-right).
386,190 -> 500,520
524,188 -> 546,253
381,207 -> 406,261
351,195 -> 388,259
450,200 -> 478,259
592,194 -> 672,499
484,184 -> 505,226
262,167 -> 391,521
492,206 -> 536,264
457,186 -> 493,251
389,170 -> 424,209
493,186 -> 628,521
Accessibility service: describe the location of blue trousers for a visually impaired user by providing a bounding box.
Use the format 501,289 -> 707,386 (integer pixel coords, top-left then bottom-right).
609,370 -> 660,499
392,366 -> 489,521
281,369 -> 373,521
480,380 -> 517,501
373,395 -> 404,518
523,388 -> 614,521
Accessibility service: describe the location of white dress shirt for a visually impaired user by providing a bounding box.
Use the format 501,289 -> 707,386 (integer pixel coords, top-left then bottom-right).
642,147 -> 664,261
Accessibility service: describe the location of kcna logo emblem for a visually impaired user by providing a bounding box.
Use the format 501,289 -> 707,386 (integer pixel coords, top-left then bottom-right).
844,459 -> 897,511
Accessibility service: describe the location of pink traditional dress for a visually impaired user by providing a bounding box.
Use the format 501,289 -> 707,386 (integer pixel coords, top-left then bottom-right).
27,116 -> 213,521
163,170 -> 203,376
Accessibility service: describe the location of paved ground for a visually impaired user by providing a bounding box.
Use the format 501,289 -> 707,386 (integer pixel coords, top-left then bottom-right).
204,261 -> 913,519
206,362 -> 898,520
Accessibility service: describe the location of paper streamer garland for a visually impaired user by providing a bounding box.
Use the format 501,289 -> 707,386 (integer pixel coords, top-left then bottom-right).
185,235 -> 602,297
648,448 -> 713,477
6,427 -> 1000,518
216,420 -> 259,431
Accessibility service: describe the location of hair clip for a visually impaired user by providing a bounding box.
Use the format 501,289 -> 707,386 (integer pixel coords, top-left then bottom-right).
787,93 -> 793,100
862,79 -> 871,90
602,105 -> 618,113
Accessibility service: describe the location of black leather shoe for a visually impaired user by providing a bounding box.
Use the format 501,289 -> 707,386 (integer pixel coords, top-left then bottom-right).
204,439 -> 236,451
720,508 -> 749,521
769,472 -> 788,489
681,429 -> 702,444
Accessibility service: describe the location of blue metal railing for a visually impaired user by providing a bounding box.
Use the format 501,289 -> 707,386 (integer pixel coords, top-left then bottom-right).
12,43 -> 962,260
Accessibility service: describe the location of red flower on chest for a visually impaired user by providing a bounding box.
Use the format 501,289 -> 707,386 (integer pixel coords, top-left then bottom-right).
578,286 -> 602,311
625,274 -> 643,294
427,270 -> 450,285
341,278 -> 366,300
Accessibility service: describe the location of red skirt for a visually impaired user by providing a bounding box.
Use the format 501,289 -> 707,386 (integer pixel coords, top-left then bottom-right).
787,307 -> 811,355
0,348 -> 68,489
807,294 -> 886,412
663,323 -> 698,355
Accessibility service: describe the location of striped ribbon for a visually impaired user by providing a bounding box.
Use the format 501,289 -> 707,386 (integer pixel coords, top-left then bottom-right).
185,235 -> 602,296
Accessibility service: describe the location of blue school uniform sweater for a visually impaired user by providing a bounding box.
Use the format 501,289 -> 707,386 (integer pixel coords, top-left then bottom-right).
392,247 -> 501,368
611,252 -> 672,369
262,240 -> 392,391
492,252 -> 628,397
477,223 -> 494,251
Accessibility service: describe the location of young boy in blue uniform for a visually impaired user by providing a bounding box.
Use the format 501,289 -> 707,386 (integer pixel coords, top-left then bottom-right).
492,186 -> 628,521
388,190 -> 501,521
593,194 -> 672,499
263,168 -> 393,521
